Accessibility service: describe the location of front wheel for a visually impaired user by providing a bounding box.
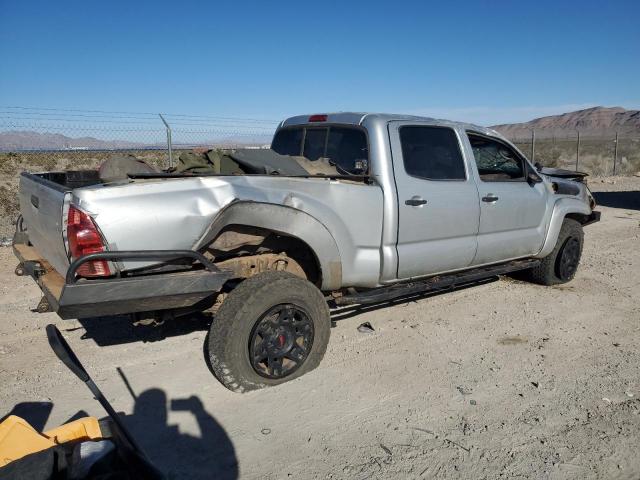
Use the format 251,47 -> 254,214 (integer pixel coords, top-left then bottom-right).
528,218 -> 584,285
206,271 -> 330,393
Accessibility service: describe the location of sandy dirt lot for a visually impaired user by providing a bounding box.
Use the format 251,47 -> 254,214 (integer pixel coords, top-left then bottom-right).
1,177 -> 639,479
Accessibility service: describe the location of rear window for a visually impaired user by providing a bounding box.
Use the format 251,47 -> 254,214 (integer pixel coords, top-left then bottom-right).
271,128 -> 303,156
272,126 -> 368,174
399,126 -> 466,180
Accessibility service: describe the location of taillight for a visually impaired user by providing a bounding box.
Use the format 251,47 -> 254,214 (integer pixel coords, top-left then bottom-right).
308,114 -> 327,122
67,206 -> 111,277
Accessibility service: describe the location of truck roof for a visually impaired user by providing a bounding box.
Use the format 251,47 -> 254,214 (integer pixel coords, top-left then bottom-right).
280,112 -> 503,139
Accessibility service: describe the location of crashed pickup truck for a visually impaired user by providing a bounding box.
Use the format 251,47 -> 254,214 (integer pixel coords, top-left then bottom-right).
13,112 -> 600,392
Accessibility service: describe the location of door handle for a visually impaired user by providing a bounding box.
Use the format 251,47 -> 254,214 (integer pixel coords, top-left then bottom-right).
405,197 -> 427,206
482,194 -> 499,203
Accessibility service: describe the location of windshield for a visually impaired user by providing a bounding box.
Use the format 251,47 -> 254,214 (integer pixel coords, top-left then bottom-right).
272,126 -> 368,175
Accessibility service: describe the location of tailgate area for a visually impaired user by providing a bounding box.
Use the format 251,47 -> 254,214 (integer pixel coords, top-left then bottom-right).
18,172 -> 72,276
13,240 -> 231,320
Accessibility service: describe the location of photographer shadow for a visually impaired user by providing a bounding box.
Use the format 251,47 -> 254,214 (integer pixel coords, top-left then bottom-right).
122,388 -> 238,480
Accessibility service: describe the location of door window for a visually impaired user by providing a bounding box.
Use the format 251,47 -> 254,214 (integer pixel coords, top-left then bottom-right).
468,134 -> 525,181
399,126 -> 466,180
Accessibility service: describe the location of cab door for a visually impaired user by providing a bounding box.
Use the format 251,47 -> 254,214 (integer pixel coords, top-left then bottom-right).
464,132 -> 548,265
389,122 -> 480,279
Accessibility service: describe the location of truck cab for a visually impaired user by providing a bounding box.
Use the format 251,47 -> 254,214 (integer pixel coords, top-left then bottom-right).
271,113 -> 595,283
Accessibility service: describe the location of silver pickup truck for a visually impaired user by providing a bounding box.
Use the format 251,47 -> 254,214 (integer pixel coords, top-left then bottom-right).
13,112 -> 599,392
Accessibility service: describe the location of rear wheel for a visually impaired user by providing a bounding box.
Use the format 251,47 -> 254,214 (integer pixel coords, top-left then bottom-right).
527,218 -> 584,285
206,271 -> 330,392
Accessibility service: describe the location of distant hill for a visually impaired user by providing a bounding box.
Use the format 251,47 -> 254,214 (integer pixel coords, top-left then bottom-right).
0,130 -> 271,151
492,106 -> 640,139
0,131 -> 142,150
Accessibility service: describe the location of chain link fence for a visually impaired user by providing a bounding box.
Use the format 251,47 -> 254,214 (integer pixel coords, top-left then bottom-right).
509,132 -> 640,176
1,107 -> 639,241
0,107 -> 279,240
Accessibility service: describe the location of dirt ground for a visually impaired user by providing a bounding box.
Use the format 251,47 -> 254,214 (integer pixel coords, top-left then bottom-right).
1,177 -> 639,479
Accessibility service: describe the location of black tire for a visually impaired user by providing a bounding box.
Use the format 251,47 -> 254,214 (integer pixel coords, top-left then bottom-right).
207,271 -> 330,393
527,218 -> 584,285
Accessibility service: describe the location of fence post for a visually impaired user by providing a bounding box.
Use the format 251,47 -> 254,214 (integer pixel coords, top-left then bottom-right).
531,129 -> 535,162
159,114 -> 173,168
613,132 -> 619,176
575,130 -> 580,171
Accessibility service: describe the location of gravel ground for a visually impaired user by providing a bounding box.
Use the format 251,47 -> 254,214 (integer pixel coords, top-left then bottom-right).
1,176 -> 639,479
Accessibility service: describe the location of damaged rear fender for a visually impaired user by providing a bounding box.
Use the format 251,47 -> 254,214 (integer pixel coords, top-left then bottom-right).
195,201 -> 343,290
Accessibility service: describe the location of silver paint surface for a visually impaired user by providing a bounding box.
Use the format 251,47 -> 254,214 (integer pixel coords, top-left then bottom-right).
19,112 -> 594,290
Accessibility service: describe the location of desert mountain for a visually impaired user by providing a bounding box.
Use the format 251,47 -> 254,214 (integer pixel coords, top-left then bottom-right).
0,131 -> 142,150
492,106 -> 640,139
0,130 -> 271,151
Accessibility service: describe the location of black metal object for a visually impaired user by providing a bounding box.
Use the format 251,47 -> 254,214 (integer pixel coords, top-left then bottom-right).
13,239 -> 232,319
66,249 -> 217,283
56,269 -> 229,319
20,170 -> 102,193
46,325 -> 166,479
46,324 -> 146,454
21,260 -> 46,278
249,304 -> 314,379
334,259 -> 541,306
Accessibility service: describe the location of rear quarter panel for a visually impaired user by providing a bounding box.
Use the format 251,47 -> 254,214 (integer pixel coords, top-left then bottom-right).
74,176 -> 384,286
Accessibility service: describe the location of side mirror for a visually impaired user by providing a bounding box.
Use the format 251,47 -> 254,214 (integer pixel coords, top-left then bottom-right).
527,170 -> 543,184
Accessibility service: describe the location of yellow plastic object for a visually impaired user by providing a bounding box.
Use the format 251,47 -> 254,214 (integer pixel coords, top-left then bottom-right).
0,415 -> 104,467
44,416 -> 103,444
0,415 -> 55,466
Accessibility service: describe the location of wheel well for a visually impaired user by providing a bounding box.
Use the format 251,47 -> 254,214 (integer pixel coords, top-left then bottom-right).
205,225 -> 322,286
565,213 -> 590,225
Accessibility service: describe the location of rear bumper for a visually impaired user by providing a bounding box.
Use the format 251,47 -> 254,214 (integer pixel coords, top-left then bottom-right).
13,240 -> 231,319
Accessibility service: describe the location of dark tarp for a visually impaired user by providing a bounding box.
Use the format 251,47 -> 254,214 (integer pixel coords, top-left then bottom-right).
172,149 -> 338,176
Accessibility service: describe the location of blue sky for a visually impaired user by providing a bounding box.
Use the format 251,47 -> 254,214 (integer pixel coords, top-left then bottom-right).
1,0 -> 638,125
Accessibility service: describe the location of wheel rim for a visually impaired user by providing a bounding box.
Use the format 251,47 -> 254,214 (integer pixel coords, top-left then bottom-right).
249,304 -> 314,379
557,236 -> 580,280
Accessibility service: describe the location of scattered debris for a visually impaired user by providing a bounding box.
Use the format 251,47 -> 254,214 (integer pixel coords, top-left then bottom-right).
411,427 -> 435,435
470,399 -> 477,406
357,322 -> 375,334
379,444 -> 392,456
261,428 -> 271,435
498,336 -> 528,345
444,438 -> 470,453
531,381 -> 539,388
613,342 -> 621,347
602,398 -> 612,404
457,386 -> 472,396
0,237 -> 11,247
625,392 -> 634,398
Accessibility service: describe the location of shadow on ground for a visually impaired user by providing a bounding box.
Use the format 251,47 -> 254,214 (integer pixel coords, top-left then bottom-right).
74,277 -> 502,346
74,312 -> 212,346
2,389 -> 238,480
593,191 -> 640,210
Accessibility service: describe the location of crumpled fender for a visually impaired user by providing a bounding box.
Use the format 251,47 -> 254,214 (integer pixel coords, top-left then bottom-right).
535,197 -> 591,258
194,201 -> 343,290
